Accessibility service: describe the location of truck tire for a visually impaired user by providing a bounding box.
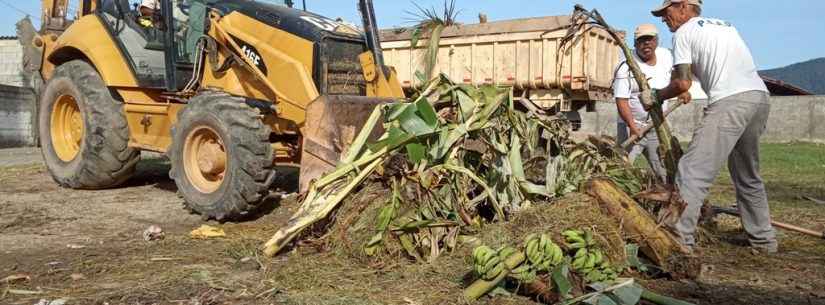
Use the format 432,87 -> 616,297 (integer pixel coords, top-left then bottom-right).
169,92 -> 274,221
39,60 -> 139,189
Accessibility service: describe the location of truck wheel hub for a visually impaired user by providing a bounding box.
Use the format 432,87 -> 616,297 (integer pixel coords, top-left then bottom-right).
51,94 -> 84,162
183,126 -> 226,194
197,140 -> 226,175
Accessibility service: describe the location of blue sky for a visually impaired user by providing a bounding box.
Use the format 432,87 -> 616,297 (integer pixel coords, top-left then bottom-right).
1,0 -> 821,69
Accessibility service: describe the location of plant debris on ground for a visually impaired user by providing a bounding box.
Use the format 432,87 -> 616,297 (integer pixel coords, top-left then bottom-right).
1,144 -> 823,305
256,3 -> 699,304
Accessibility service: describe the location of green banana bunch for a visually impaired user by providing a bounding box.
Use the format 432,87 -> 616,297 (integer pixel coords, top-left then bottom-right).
572,248 -> 620,283
524,234 -> 564,272
584,260 -> 619,283
498,245 -> 518,260
472,245 -> 505,280
510,264 -> 537,283
584,268 -> 607,283
573,248 -> 605,270
541,239 -> 565,271
525,234 -> 542,264
565,228 -> 612,279
570,247 -> 591,270
472,244 -> 541,283
470,230 -> 620,286
562,229 -> 596,250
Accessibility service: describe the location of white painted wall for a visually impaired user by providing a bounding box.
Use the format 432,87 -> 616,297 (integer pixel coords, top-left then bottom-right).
0,38 -> 25,87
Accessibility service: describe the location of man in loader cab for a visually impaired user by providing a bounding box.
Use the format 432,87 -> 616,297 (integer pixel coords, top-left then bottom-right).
139,0 -> 193,58
650,0 -> 777,253
612,24 -> 671,183
139,0 -> 188,29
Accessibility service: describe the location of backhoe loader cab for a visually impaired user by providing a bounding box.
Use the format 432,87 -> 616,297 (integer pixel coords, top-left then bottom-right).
33,0 -> 404,221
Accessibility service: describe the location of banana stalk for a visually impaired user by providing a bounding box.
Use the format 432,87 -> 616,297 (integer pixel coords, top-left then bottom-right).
262,158 -> 383,256
518,275 -> 560,304
571,5 -> 683,184
409,0 -> 457,82
464,251 -> 526,301
585,178 -> 689,267
424,24 -> 445,80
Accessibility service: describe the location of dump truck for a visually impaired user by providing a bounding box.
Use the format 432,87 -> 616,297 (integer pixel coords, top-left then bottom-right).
380,16 -> 622,128
23,0 -> 404,221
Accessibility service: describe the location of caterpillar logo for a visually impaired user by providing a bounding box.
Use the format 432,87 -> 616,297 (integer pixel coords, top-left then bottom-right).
231,36 -> 268,75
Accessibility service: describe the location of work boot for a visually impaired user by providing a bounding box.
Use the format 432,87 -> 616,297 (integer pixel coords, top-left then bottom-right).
750,242 -> 778,254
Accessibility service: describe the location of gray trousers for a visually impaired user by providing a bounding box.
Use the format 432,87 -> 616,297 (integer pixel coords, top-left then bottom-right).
617,122 -> 668,183
675,90 -> 777,249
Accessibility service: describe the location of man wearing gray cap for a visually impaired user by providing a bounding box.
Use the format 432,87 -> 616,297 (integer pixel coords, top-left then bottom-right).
612,24 -> 671,182
651,0 -> 777,253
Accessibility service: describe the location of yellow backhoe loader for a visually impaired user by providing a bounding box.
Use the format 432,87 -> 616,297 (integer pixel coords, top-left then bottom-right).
25,0 -> 404,220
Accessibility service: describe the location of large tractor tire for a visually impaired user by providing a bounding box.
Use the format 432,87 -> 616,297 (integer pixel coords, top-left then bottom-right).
169,92 -> 275,221
39,60 -> 139,189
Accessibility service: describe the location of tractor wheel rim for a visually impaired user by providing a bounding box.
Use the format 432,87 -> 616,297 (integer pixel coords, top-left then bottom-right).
183,126 -> 227,194
51,94 -> 84,162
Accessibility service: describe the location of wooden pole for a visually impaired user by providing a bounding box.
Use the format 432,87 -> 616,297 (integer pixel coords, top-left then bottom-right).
772,222 -> 825,240
713,206 -> 825,240
621,101 -> 686,149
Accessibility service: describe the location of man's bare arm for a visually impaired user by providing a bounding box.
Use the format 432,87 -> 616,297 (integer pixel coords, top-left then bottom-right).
656,64 -> 693,102
616,98 -> 640,136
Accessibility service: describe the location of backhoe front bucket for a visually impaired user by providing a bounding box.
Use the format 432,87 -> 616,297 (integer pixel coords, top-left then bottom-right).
299,95 -> 395,193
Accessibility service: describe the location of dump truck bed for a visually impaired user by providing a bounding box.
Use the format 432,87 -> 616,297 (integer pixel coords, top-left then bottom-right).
380,15 -> 621,110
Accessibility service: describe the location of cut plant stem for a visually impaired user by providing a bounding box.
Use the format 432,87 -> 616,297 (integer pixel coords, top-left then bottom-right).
519,275 -> 560,304
262,158 -> 384,256
586,178 -> 688,267
464,251 -> 526,301
425,24 -> 444,80
573,6 -> 683,183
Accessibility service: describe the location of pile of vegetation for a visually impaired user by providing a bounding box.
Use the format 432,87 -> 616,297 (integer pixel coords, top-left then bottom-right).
257,72 -> 693,303
259,3 -> 694,304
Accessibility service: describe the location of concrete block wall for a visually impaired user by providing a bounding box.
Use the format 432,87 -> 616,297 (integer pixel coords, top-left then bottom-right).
0,39 -> 25,87
0,89 -> 822,149
577,95 -> 825,143
0,85 -> 36,148
763,96 -> 825,143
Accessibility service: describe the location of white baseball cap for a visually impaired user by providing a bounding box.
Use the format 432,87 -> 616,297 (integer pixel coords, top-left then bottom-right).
651,0 -> 703,17
634,24 -> 659,40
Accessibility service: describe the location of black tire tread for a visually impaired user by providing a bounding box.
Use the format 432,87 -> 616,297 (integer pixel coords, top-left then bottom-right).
169,91 -> 274,221
40,60 -> 139,189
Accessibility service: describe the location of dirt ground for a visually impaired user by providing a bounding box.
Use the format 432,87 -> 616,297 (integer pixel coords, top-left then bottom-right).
1,145 -> 824,305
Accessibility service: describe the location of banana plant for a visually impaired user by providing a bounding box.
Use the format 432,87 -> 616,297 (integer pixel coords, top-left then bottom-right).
262,73 -> 649,259
406,0 -> 459,81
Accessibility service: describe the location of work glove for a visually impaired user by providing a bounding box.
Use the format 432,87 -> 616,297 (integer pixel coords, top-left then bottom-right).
640,89 -> 662,111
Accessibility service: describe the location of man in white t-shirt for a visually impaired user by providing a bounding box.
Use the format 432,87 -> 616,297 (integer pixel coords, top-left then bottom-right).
613,24 -> 671,183
651,0 -> 777,253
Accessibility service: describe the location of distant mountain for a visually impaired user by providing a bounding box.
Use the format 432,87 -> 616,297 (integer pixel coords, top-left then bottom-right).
759,58 -> 825,95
